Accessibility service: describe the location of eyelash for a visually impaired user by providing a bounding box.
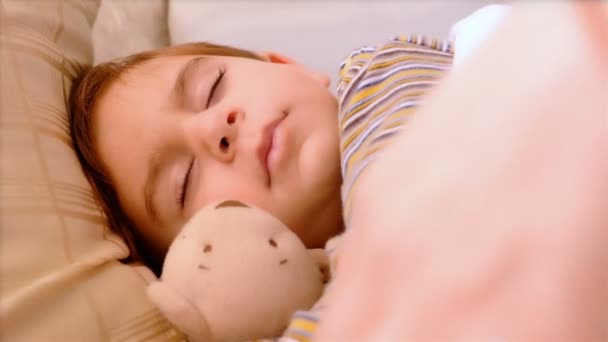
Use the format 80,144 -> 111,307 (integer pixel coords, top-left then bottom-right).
177,158 -> 194,209
206,66 -> 226,108
178,66 -> 227,210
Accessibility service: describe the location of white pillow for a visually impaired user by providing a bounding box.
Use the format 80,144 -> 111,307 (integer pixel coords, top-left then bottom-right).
169,1 -> 504,87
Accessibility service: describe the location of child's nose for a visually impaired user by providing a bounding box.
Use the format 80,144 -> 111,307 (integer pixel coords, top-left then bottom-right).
194,107 -> 243,163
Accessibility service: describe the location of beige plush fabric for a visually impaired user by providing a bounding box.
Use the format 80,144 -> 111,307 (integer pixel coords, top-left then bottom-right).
93,0 -> 169,64
0,0 -> 182,340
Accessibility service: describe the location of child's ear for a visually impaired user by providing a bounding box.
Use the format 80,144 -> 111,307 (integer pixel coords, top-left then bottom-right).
261,51 -> 298,65
260,51 -> 331,88
311,71 -> 331,88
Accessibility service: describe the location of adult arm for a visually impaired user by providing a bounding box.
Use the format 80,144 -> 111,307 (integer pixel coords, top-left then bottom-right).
316,2 -> 608,340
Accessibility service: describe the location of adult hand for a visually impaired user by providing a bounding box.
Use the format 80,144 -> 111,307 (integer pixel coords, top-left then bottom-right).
316,2 -> 608,341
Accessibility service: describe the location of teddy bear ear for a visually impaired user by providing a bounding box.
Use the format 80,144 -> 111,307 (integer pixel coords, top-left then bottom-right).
147,282 -> 211,341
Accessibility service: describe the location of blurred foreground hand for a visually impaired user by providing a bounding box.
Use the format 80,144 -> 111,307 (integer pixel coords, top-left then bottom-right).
316,1 -> 608,341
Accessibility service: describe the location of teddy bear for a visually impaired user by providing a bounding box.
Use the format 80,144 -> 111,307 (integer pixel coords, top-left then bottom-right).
147,200 -> 329,342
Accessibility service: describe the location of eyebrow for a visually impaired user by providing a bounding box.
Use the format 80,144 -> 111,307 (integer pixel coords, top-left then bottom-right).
143,57 -> 208,223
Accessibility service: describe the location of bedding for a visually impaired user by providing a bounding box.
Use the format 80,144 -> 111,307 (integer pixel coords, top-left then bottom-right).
0,0 -> 181,340
92,0 -> 169,64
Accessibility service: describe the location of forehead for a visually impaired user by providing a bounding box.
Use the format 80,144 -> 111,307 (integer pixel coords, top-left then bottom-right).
122,54 -> 251,81
94,57 -> 188,141
92,56 -> 200,236
121,55 -> 196,88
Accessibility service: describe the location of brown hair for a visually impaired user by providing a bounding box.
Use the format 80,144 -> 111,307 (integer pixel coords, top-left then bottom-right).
69,42 -> 262,272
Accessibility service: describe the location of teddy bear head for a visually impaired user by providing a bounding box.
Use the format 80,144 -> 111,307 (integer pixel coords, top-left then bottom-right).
147,200 -> 327,342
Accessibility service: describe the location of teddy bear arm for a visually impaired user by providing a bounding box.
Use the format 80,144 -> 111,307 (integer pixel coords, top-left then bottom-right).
147,282 -> 212,341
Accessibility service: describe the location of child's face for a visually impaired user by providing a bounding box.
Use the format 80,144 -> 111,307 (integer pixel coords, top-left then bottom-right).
94,53 -> 343,254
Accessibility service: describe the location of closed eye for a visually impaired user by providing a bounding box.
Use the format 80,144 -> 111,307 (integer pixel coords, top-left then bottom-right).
206,67 -> 226,108
177,158 -> 194,209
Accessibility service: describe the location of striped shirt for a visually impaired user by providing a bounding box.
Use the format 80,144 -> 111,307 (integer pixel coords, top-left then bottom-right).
281,35 -> 454,342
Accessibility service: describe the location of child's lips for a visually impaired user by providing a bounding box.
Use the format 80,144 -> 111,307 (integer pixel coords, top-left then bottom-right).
257,118 -> 283,186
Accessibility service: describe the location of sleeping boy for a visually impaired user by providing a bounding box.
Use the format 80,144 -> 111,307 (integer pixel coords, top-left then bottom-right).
69,31 -> 453,340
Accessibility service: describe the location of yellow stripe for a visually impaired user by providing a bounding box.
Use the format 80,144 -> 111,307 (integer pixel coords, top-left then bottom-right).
284,333 -> 312,342
344,68 -> 446,114
340,75 -> 440,142
341,89 -> 425,151
289,317 -> 318,332
369,53 -> 451,71
341,97 -> 415,153
349,52 -> 374,62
